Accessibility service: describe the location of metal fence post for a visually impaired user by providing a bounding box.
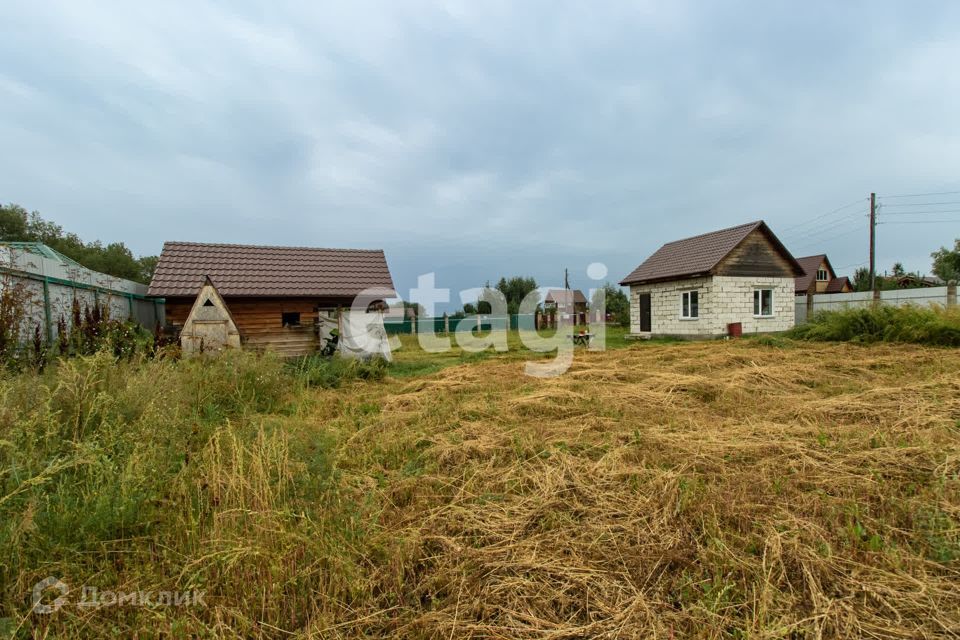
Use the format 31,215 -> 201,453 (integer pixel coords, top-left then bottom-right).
42,277 -> 53,343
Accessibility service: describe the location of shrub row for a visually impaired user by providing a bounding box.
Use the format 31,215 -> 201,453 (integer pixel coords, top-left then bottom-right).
789,304 -> 960,346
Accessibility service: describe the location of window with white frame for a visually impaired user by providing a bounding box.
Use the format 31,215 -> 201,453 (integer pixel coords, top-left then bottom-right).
816,268 -> 828,281
753,288 -> 774,317
680,290 -> 699,319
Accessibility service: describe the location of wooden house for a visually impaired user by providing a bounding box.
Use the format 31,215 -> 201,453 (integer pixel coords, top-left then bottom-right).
543,289 -> 588,325
619,221 -> 804,338
148,242 -> 395,357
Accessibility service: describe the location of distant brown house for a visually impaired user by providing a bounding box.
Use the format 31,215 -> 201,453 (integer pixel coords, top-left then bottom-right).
892,274 -> 943,289
148,242 -> 395,357
794,254 -> 852,295
544,288 -> 588,310
544,288 -> 588,325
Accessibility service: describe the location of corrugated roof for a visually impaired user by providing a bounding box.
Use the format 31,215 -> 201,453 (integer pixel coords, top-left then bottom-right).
148,242 -> 396,298
825,276 -> 851,293
619,221 -> 801,286
544,289 -> 588,304
0,241 -> 85,268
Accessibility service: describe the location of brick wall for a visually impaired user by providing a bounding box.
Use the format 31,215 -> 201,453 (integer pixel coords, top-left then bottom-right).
629,276 -> 795,337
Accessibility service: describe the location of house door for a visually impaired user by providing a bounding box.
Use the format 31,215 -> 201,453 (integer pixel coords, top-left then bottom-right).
638,294 -> 651,332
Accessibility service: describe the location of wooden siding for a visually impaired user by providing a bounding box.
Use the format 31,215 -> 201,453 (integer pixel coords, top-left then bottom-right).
164,296 -> 353,358
713,229 -> 796,278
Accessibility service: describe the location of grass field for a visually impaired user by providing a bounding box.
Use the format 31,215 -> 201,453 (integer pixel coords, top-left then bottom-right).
2,335 -> 959,638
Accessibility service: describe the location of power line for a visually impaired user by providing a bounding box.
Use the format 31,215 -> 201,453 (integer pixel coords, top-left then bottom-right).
877,200 -> 960,207
792,224 -> 863,251
878,218 -> 960,225
835,261 -> 868,271
879,190 -> 960,199
778,197 -> 868,235
782,212 -> 866,246
783,208 -> 866,239
880,209 -> 960,216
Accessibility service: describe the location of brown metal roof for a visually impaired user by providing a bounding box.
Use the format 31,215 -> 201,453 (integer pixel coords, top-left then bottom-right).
544,289 -> 588,304
825,276 -> 851,293
148,241 -> 396,298
794,254 -> 829,294
619,220 -> 802,286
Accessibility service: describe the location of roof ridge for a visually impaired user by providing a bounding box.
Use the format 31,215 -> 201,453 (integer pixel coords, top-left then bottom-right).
659,220 -> 763,247
162,241 -> 385,253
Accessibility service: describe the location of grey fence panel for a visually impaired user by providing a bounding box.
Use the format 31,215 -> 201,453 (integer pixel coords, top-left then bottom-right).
795,286 -> 952,324
794,299 -> 807,325
0,243 -> 165,341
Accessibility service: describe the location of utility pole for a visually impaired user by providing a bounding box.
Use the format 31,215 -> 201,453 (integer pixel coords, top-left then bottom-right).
869,192 -> 877,292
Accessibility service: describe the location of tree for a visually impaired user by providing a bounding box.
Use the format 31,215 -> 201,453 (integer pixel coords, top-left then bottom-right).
591,283 -> 630,327
852,267 -> 871,292
931,239 -> 960,282
401,301 -> 425,317
0,203 -> 159,284
852,266 -> 900,292
891,262 -> 906,278
494,276 -> 538,315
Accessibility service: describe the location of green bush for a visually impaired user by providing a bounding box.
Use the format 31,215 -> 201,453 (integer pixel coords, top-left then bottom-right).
790,305 -> 960,346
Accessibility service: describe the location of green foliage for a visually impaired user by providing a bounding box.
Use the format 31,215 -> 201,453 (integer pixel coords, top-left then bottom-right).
790,305 -> 960,346
851,267 -> 871,292
852,266 -> 903,292
0,275 -> 32,367
495,276 -> 538,315
0,203 -> 158,283
591,282 -> 630,327
290,354 -> 388,389
931,238 -> 960,283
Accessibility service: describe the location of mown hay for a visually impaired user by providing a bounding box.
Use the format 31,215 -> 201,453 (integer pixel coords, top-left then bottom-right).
334,342 -> 960,639
4,341 -> 959,638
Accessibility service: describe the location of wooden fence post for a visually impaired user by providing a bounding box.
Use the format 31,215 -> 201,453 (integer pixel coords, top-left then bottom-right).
948,280 -> 957,309
872,289 -> 881,307
443,312 -> 449,335
806,292 -> 814,321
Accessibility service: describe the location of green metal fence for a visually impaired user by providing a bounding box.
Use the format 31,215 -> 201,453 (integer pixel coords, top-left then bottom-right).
384,314 -> 537,335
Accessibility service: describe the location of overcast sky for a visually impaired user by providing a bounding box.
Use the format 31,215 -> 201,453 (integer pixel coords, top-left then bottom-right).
2,1 -> 959,301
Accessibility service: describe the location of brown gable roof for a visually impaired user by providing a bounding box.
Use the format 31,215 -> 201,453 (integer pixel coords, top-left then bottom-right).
825,276 -> 851,293
619,220 -> 802,286
544,289 -> 588,304
148,242 -> 395,298
794,254 -> 830,294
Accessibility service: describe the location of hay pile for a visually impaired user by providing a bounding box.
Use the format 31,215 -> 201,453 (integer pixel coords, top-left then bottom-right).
328,342 -> 960,638
8,341 -> 958,638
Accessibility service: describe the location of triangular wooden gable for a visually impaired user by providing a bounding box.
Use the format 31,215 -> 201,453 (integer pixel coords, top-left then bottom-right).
180,276 -> 242,354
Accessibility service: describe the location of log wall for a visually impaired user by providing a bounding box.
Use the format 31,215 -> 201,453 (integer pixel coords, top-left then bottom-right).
164,296 -> 352,357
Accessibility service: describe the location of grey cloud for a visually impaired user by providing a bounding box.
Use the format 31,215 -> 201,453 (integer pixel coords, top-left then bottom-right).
1,1 -> 959,302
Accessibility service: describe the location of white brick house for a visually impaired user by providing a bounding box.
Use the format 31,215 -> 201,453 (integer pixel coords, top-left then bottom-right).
619,221 -> 805,338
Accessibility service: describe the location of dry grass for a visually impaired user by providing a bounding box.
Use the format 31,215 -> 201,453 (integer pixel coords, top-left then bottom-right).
4,340 -> 960,638
316,341 -> 960,639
